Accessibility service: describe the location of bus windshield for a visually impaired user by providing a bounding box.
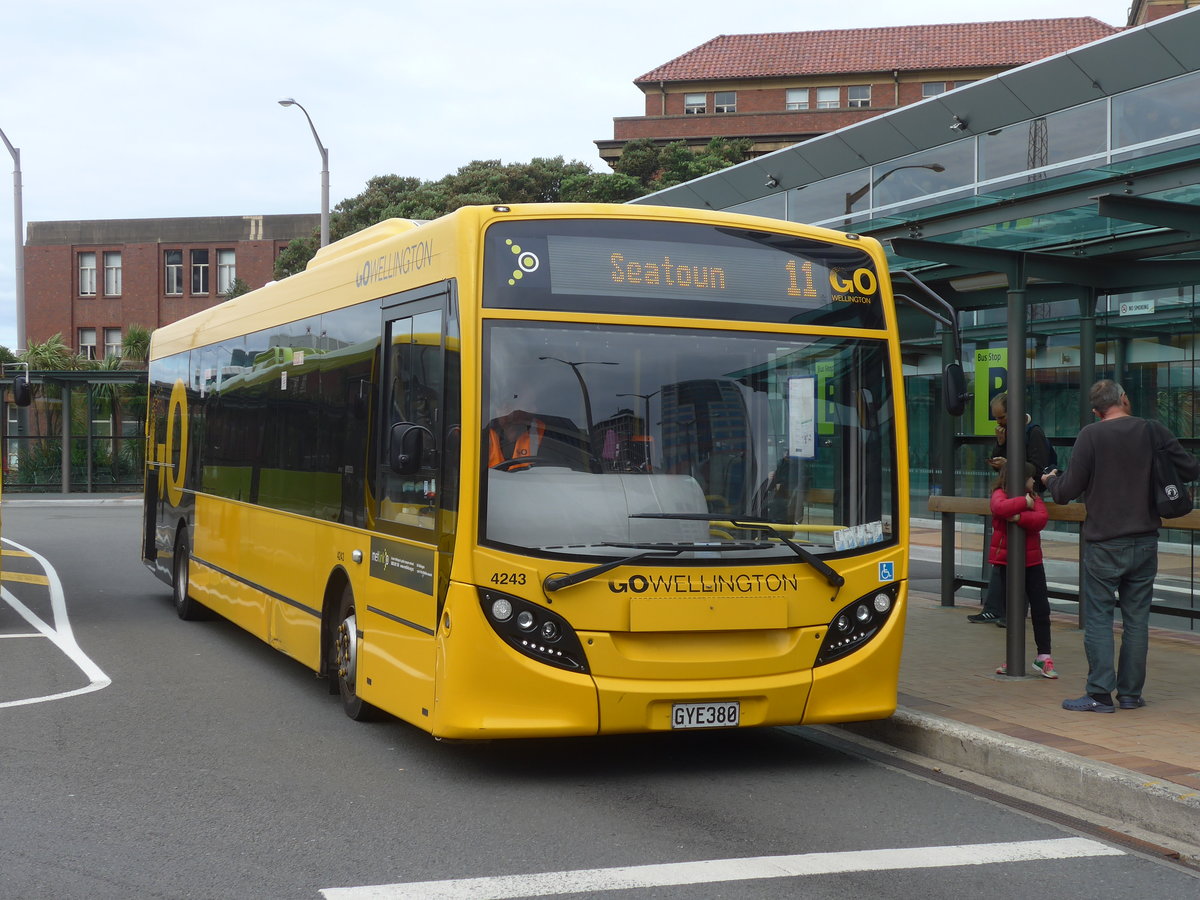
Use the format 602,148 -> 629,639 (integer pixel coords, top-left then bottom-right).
481,321 -> 897,560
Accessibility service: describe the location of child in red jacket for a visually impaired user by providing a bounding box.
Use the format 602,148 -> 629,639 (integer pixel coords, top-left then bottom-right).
987,461 -> 1057,678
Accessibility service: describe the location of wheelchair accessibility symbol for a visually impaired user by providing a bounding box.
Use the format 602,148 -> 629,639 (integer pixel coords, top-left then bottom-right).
878,561 -> 895,582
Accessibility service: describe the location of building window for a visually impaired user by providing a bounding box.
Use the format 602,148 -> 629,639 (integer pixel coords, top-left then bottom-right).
714,91 -> 737,113
79,252 -> 96,296
165,250 -> 183,295
848,85 -> 871,108
104,327 -> 123,358
79,327 -> 97,360
191,249 -> 210,295
103,251 -> 122,296
785,89 -> 809,110
923,82 -> 947,98
952,80 -> 975,90
684,93 -> 706,114
816,87 -> 839,109
217,249 -> 236,295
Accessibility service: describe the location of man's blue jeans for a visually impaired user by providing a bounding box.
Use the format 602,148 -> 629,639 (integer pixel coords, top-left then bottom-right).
1081,535 -> 1158,698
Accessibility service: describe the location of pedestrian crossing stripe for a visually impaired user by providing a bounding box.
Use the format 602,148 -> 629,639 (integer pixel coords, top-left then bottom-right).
1,571 -> 50,585
321,837 -> 1124,898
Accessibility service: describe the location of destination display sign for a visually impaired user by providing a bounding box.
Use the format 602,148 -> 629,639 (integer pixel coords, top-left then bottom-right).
483,219 -> 885,328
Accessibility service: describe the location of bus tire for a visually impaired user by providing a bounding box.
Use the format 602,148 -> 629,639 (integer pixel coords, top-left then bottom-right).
172,529 -> 207,621
331,583 -> 379,721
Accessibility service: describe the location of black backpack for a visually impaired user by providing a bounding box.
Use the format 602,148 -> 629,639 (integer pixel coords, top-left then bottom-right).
1026,422 -> 1057,472
1146,420 -> 1194,518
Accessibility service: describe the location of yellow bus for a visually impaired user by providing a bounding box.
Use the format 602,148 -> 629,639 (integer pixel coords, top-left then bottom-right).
142,203 -> 955,738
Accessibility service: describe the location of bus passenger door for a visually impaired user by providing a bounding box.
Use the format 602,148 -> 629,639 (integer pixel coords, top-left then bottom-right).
359,296 -> 446,723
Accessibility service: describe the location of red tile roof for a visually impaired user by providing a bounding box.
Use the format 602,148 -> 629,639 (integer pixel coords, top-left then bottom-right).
636,18 -> 1120,83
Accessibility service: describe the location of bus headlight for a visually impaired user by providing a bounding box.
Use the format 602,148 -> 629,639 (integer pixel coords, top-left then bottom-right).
815,584 -> 900,666
478,588 -> 589,673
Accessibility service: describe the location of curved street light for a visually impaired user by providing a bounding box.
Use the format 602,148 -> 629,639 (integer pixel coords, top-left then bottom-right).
539,356 -> 618,469
844,163 -> 945,216
0,124 -> 23,350
278,98 -> 330,247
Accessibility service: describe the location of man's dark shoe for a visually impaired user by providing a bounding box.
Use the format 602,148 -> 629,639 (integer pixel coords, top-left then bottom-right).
1062,695 -> 1116,713
1117,696 -> 1146,709
967,611 -> 1002,623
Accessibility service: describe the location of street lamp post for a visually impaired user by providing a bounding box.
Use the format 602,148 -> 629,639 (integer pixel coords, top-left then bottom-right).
616,390 -> 659,435
278,98 -> 329,247
539,356 -> 617,469
844,163 -> 945,217
0,125 -> 24,350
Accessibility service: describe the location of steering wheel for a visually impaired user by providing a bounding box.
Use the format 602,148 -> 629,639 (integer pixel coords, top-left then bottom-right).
491,455 -> 549,471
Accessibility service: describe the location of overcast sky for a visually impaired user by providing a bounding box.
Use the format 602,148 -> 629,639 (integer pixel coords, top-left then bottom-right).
0,0 -> 1131,352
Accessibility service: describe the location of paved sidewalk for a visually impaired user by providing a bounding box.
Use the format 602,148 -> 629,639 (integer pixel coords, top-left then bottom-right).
898,591 -> 1200,791
842,586 -> 1200,855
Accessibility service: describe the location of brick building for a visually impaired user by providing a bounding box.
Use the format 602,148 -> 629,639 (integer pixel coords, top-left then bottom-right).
597,17 -> 1120,165
23,213 -> 319,357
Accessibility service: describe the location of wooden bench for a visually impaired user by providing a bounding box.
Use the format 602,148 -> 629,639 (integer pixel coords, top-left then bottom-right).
927,494 -> 1200,529
925,494 -> 1200,620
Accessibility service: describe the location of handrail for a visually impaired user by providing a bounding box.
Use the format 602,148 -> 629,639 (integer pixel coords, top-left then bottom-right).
926,495 -> 1200,621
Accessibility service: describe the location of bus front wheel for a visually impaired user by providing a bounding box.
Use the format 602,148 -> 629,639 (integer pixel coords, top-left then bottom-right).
332,584 -> 378,721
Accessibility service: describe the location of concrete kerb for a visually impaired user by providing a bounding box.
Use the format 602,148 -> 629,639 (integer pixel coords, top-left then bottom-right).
837,708 -> 1200,852
1,496 -> 142,507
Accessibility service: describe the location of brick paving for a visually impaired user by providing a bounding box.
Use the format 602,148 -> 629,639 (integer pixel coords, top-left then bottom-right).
901,589 -> 1200,792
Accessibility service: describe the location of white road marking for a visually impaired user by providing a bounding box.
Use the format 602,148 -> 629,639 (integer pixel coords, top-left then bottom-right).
0,536 -> 112,707
320,837 -> 1124,899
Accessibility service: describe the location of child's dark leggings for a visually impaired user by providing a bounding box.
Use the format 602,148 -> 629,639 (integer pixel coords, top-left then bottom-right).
984,562 -> 1052,655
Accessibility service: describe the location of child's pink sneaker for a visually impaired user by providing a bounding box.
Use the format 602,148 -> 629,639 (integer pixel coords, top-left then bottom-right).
1032,657 -> 1058,679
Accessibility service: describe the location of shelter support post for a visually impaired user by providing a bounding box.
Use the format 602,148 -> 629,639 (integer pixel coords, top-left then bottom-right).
60,382 -> 71,494
1004,257 -> 1029,677
1077,289 -> 1098,630
940,329 -> 957,606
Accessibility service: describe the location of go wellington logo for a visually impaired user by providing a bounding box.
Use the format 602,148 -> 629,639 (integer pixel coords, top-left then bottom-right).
505,239 -> 540,286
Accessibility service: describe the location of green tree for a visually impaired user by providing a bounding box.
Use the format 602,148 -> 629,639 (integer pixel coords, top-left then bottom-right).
222,276 -> 253,301
20,332 -> 85,370
274,235 -> 320,280
121,324 -> 152,363
272,141 -> 752,275
619,137 -> 754,191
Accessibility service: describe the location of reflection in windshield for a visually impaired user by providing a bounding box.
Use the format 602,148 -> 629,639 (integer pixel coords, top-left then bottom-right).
482,322 -> 896,560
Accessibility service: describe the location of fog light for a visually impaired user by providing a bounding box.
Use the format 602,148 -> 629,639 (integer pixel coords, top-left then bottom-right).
834,613 -> 851,632
855,604 -> 871,623
516,610 -> 536,631
491,598 -> 513,621
540,620 -> 559,641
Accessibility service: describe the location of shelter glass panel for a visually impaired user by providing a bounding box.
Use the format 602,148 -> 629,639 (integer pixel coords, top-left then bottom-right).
1112,71 -> 1200,152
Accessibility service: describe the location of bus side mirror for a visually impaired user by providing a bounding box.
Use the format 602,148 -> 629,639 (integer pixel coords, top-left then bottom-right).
389,422 -> 432,476
11,375 -> 31,408
943,362 -> 968,417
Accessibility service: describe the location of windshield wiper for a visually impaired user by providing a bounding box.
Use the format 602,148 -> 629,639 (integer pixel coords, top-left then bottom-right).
542,540 -> 771,593
630,514 -> 845,589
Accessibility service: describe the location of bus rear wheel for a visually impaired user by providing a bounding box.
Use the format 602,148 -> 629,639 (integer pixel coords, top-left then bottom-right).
172,529 -> 206,620
331,584 -> 378,721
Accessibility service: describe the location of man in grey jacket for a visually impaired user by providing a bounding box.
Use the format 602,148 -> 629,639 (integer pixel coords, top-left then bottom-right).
1042,379 -> 1199,713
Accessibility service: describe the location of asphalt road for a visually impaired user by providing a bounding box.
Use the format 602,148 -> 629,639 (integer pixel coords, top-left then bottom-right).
2,504 -> 1197,899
